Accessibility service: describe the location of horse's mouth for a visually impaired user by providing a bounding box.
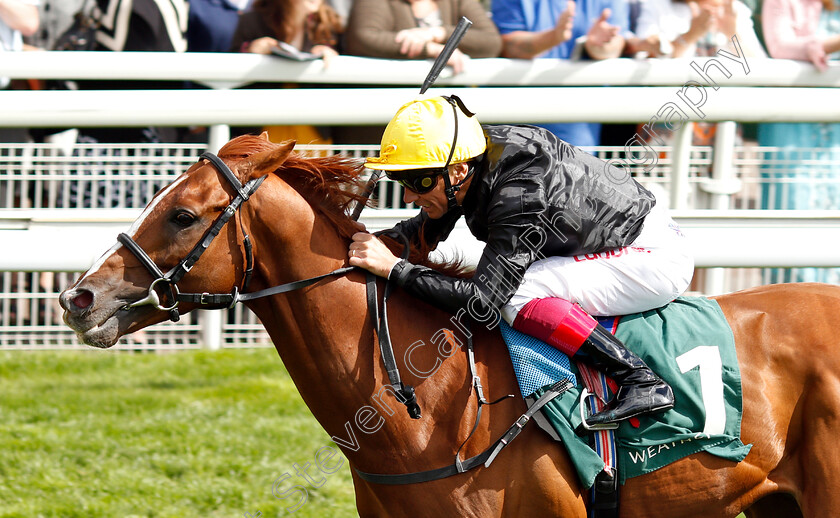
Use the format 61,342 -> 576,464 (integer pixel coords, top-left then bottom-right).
63,306 -> 128,349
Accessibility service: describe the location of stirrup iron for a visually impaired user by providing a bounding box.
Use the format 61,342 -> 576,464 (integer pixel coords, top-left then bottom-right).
578,388 -> 619,432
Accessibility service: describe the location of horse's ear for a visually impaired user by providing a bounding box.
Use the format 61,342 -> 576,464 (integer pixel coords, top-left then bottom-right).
241,140 -> 296,178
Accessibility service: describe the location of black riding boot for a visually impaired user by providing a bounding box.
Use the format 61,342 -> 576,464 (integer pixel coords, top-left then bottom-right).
575,324 -> 674,426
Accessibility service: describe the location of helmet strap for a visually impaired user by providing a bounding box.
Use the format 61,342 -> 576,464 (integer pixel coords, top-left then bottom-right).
442,97 -> 461,210
440,95 -> 478,210
442,172 -> 459,210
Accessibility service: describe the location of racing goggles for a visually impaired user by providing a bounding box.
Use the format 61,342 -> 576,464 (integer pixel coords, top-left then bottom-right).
391,168 -> 446,194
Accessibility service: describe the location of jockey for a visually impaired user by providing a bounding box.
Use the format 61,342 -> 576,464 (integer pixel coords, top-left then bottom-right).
348,95 -> 694,427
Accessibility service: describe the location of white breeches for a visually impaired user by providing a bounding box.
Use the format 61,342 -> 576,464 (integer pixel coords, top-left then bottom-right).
501,202 -> 694,323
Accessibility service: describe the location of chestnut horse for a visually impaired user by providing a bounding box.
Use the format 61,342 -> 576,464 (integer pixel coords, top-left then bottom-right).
60,134 -> 840,517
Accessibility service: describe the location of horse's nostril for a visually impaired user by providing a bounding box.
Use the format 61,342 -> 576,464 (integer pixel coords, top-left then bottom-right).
72,290 -> 94,310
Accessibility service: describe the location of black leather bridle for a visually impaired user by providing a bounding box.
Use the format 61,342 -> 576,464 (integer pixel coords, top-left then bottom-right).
117,151 -> 356,322
118,152 -> 264,322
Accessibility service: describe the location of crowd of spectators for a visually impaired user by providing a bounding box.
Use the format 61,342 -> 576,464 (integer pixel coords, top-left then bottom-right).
5,0 -> 833,148
5,0 -> 836,148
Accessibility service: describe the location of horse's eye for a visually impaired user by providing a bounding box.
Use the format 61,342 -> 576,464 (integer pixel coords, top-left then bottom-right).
173,210 -> 196,228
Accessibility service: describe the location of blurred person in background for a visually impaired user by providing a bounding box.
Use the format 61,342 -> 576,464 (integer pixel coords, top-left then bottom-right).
180,0 -> 252,144
0,0 -> 39,142
343,0 -> 500,146
758,0 -> 840,284
491,0 -> 629,147
26,0 -> 82,50
231,0 -> 344,144
90,0 -> 187,52
77,0 -> 189,144
345,0 -> 502,74
58,0 -> 188,209
635,0 -> 765,58
187,0 -> 252,53
231,0 -> 343,64
631,0 -> 765,177
0,0 -> 38,66
763,0 -> 840,70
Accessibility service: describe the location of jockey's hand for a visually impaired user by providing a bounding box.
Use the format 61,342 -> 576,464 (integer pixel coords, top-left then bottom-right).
349,232 -> 401,278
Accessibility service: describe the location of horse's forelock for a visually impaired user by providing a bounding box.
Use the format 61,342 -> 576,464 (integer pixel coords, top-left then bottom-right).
217,134 -> 279,163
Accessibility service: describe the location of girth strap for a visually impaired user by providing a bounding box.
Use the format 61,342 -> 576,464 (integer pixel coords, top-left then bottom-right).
354,378 -> 572,485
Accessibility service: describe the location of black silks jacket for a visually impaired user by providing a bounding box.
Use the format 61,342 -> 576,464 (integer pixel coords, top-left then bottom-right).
388,124 -> 656,317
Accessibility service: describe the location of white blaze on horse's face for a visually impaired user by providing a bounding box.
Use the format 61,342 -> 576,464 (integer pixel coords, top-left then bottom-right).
78,242 -> 121,285
78,174 -> 190,284
125,174 -> 190,237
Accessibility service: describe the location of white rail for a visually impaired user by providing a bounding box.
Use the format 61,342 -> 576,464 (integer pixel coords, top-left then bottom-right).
2,209 -> 838,270
2,52 -> 839,87
1,87 -> 840,128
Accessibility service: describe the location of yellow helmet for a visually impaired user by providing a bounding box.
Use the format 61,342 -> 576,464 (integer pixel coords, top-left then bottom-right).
365,95 -> 487,172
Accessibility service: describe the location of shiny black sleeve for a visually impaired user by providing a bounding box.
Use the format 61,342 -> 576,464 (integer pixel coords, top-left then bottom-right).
389,208 -> 462,250
389,176 -> 547,318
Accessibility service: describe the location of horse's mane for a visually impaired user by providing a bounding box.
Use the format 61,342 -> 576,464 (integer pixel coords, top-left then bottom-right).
218,134 -> 468,277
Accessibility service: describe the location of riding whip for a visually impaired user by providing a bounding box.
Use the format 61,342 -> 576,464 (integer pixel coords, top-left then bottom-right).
350,16 -> 473,220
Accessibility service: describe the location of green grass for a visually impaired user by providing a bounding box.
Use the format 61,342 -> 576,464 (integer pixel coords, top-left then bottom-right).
0,349 -> 756,518
0,349 -> 356,518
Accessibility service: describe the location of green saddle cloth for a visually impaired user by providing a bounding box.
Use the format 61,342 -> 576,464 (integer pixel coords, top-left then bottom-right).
533,296 -> 753,487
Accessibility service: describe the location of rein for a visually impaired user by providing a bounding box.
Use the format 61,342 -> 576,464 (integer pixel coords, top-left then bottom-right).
119,152 -> 571,486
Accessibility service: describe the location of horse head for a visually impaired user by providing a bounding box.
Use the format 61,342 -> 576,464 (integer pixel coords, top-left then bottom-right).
59,133 -> 311,348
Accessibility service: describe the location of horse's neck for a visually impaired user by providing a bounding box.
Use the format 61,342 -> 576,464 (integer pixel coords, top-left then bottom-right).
244,209 -> 505,469
248,215 -> 366,379
242,209 -> 385,430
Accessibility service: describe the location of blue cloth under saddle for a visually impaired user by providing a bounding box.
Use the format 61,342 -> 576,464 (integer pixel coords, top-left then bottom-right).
499,317 -> 614,398
499,320 -> 576,397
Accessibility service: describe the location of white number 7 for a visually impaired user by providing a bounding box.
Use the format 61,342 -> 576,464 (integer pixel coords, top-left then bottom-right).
675,346 -> 726,436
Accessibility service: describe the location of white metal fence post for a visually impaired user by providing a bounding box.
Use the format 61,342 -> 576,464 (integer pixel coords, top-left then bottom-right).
200,311 -> 224,350
670,122 -> 694,210
198,124 -> 231,350
702,121 -> 740,295
207,124 -> 231,155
